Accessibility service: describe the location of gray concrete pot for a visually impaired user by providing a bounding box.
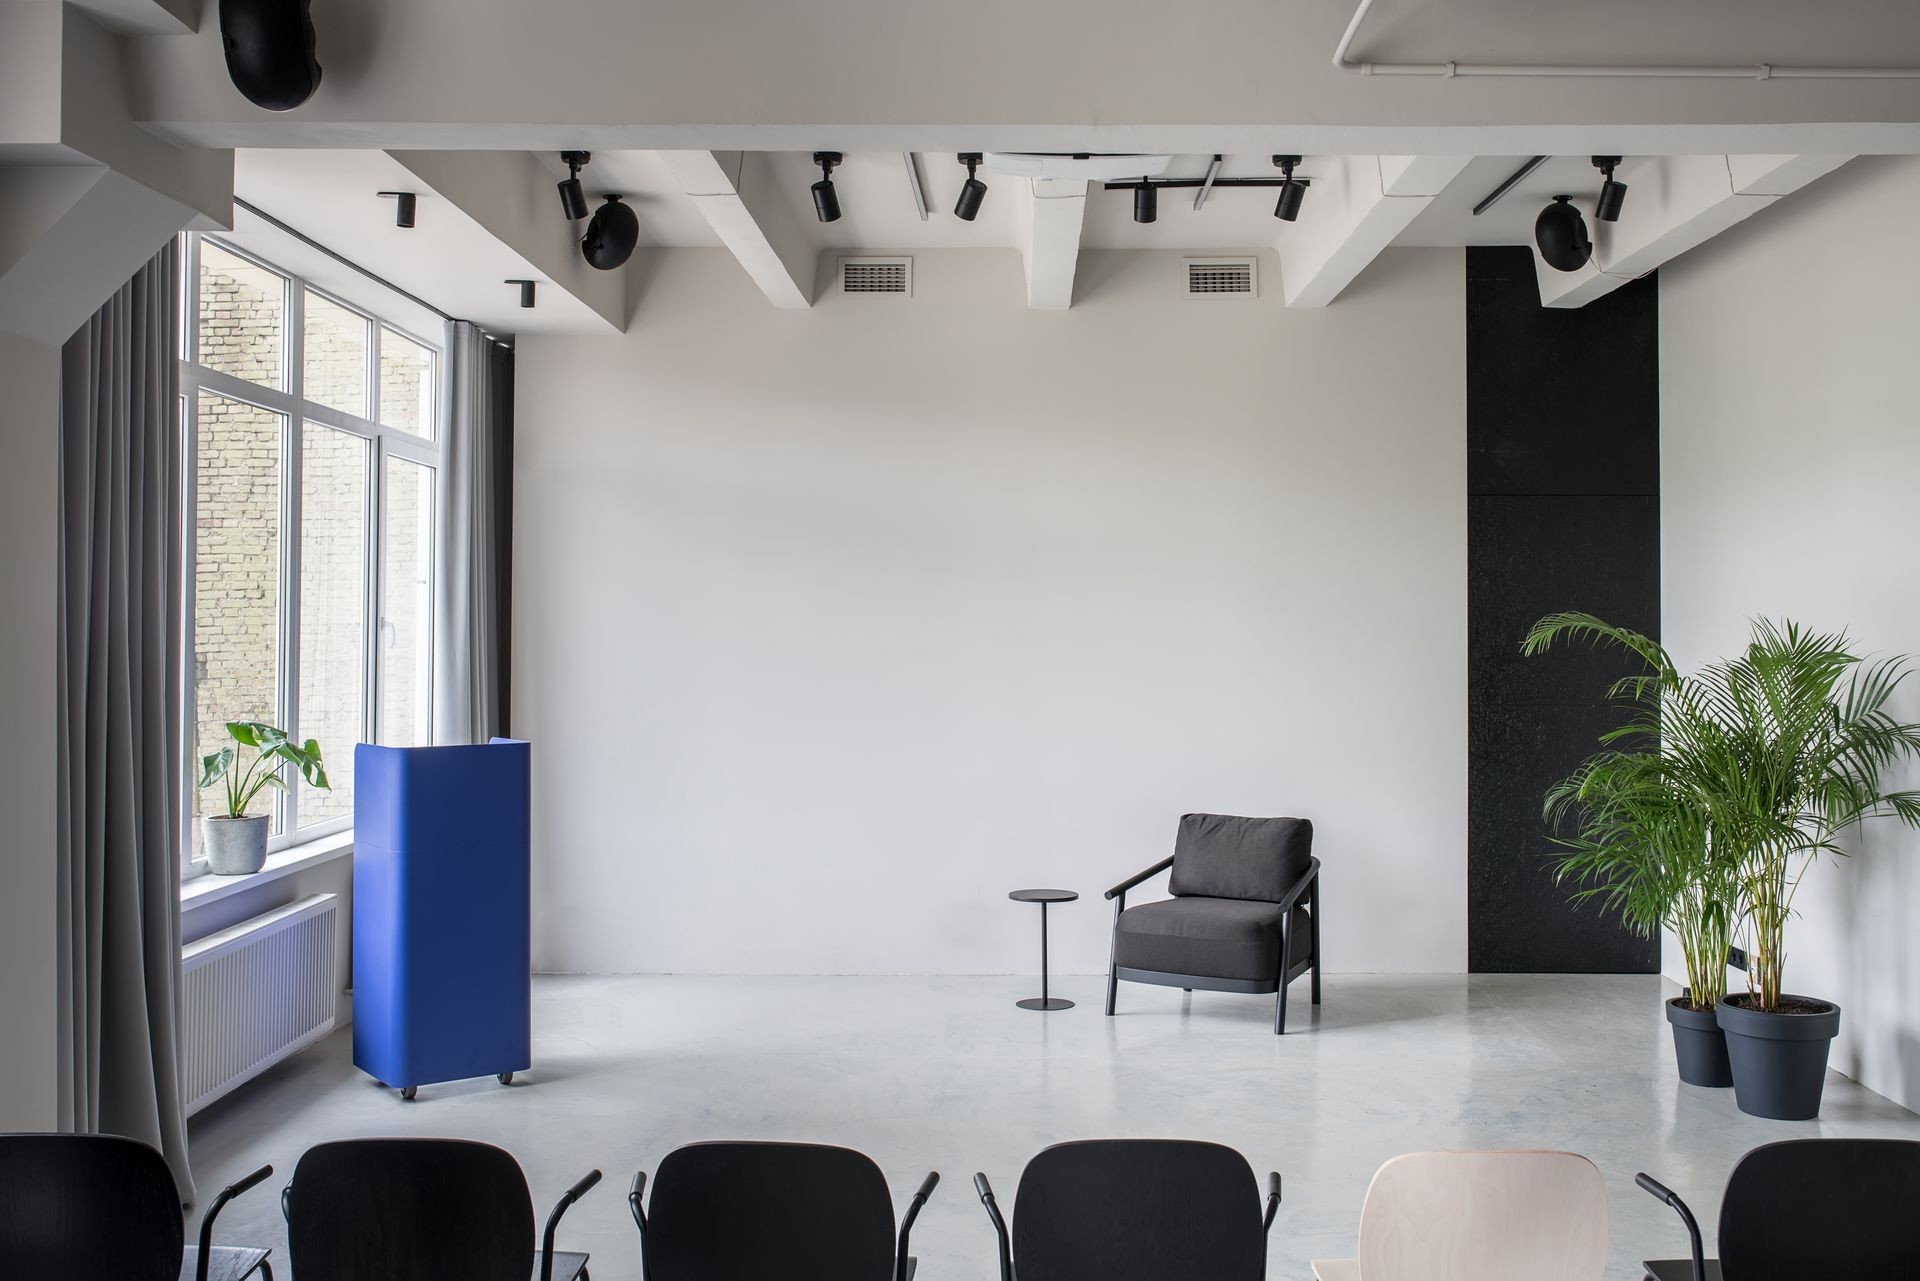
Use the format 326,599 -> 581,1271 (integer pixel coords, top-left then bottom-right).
1717,993 -> 1841,1120
1666,995 -> 1733,1087
203,813 -> 270,875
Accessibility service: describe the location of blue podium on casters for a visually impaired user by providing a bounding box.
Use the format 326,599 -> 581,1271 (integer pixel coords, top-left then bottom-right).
353,738 -> 531,1101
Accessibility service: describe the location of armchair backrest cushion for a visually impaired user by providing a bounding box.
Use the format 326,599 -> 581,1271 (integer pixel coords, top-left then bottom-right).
1168,813 -> 1312,903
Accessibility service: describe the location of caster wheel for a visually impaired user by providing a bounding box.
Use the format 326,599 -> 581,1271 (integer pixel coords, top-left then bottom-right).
498,1072 -> 515,1086
400,1086 -> 417,1102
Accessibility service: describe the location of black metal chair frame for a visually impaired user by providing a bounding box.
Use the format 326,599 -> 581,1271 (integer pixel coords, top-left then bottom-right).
973,1161 -> 1282,1281
628,1155 -> 938,1281
1104,855 -> 1321,1033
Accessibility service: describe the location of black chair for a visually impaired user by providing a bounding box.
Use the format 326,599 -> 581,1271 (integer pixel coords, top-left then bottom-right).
1105,813 -> 1321,1033
974,1139 -> 1282,1281
284,1138 -> 600,1281
629,1140 -> 938,1281
1638,1138 -> 1920,1280
0,1132 -> 273,1281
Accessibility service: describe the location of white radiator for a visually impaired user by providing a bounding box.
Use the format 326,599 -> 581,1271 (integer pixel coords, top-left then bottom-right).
181,893 -> 339,1115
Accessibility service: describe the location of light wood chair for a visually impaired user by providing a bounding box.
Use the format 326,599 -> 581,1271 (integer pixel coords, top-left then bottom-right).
1311,1150 -> 1607,1281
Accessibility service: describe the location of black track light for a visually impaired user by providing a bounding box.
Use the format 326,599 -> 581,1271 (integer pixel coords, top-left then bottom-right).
1535,195 -> 1593,272
507,279 -> 536,308
1593,155 -> 1627,223
1272,155 -> 1306,222
954,152 -> 987,221
1133,182 -> 1158,224
580,194 -> 639,271
377,191 -> 416,228
812,152 -> 843,223
558,150 -> 591,222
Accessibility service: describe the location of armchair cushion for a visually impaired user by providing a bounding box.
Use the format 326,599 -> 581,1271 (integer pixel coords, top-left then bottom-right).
1113,897 -> 1312,982
1168,814 -> 1313,903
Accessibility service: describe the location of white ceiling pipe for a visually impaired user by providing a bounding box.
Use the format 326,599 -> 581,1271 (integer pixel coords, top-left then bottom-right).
1332,0 -> 1920,79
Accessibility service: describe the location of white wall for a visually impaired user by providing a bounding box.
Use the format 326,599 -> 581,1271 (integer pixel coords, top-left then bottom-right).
514,246 -> 1467,976
1662,155 -> 1920,1110
0,331 -> 59,1127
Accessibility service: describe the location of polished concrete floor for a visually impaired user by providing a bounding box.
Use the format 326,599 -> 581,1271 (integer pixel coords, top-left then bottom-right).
189,974 -> 1920,1279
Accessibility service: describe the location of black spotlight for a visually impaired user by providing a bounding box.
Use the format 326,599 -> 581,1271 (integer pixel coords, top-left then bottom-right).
218,0 -> 322,111
558,151 -> 591,222
1593,155 -> 1627,223
580,195 -> 639,271
1535,195 -> 1593,272
507,279 -> 536,309
812,152 -> 843,223
1133,182 -> 1158,224
954,152 -> 987,221
377,191 -> 416,228
1272,154 -> 1306,222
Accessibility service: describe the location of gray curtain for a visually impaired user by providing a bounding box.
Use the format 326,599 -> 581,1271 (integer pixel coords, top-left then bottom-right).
56,242 -> 194,1200
434,320 -> 512,743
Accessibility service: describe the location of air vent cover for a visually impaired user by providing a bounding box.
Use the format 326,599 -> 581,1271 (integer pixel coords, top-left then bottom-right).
1185,258 -> 1257,297
839,257 -> 912,296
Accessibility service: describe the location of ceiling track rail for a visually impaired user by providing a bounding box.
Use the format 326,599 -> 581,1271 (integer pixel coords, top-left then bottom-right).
1332,0 -> 1920,79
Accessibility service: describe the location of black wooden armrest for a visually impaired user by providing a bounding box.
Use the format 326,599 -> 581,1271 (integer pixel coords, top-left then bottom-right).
197,1165 -> 273,1281
1263,1172 -> 1282,1232
1105,856 -> 1174,901
1275,858 -> 1320,912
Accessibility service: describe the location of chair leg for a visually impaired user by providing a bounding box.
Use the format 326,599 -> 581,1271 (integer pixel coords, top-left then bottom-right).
1310,879 -> 1322,1005
256,1262 -> 274,1281
1274,975 -> 1288,1035
1105,961 -> 1118,1016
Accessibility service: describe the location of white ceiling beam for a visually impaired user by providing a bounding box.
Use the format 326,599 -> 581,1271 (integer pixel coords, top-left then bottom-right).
386,150 -> 626,331
657,151 -> 814,309
1018,177 -> 1087,310
1534,154 -> 1853,307
1276,154 -> 1472,307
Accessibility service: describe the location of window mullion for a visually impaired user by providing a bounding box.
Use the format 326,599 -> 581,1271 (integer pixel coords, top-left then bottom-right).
369,433 -> 387,745
277,278 -> 305,846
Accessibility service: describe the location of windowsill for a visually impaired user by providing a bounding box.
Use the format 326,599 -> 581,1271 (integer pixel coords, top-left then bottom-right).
180,829 -> 354,910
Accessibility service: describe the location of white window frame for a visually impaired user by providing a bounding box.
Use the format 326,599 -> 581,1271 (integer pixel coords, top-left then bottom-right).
179,233 -> 442,875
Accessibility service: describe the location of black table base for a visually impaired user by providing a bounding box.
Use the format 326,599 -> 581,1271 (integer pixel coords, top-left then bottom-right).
1009,889 -> 1078,1012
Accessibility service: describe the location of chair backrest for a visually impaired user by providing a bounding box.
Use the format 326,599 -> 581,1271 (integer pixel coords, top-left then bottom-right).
1718,1139 -> 1920,1278
1168,813 -> 1313,903
1009,1139 -> 1265,1281
1355,1150 -> 1606,1281
286,1138 -> 534,1281
0,1133 -> 183,1281
644,1141 -> 897,1281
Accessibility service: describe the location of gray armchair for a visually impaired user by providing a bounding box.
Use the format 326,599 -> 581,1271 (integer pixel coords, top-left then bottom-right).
1105,814 -> 1320,1034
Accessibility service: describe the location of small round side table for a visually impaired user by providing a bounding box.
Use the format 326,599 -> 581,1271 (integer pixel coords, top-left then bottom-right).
1009,888 -> 1078,1011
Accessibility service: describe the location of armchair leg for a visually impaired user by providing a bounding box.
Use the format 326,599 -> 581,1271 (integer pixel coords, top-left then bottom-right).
1310,879 -> 1322,1005
1274,977 -> 1288,1035
1105,962 -> 1118,1016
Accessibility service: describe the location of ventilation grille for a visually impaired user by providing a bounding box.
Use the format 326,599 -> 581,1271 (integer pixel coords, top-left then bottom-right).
1186,258 -> 1257,296
840,257 -> 912,296
182,894 -> 338,1114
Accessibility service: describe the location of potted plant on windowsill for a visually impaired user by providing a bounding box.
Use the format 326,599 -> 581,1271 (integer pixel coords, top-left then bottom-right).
197,721 -> 330,875
1527,614 -> 1739,1088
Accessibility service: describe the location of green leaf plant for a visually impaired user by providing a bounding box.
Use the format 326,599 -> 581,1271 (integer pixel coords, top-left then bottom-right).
1525,613 -> 1920,1013
196,720 -> 330,821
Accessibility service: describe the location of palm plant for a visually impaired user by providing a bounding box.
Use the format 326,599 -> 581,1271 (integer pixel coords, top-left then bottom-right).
1525,615 -> 1736,1008
1527,613 -> 1920,1013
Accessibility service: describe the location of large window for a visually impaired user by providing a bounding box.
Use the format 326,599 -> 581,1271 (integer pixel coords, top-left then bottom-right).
181,237 -> 441,870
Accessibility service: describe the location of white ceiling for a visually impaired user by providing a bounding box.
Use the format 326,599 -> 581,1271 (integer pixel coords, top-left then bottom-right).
1397,155 -> 1624,247
234,149 -> 609,334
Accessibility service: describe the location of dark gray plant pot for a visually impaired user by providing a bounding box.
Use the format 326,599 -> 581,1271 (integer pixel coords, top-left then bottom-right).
203,813 -> 270,875
1717,994 -> 1841,1120
1666,996 -> 1733,1087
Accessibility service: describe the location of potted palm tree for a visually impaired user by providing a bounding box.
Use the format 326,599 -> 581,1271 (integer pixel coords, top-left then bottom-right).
1526,614 -> 1739,1087
1700,621 -> 1920,1119
1528,614 -> 1920,1118
197,720 -> 329,875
